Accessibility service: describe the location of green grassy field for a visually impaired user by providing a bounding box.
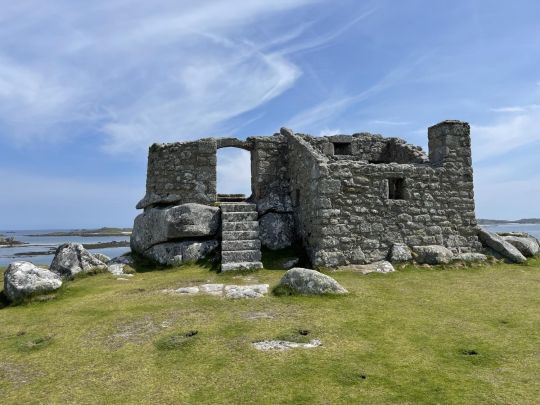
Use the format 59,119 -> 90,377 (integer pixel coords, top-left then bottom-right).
1,257 -> 539,404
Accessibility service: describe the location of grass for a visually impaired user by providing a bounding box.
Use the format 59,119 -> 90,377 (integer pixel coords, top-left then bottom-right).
0,257 -> 539,404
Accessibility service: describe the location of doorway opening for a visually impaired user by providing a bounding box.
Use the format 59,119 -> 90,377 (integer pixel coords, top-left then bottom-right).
216,147 -> 252,202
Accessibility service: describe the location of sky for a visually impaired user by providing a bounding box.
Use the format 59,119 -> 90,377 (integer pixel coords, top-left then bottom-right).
0,0 -> 539,229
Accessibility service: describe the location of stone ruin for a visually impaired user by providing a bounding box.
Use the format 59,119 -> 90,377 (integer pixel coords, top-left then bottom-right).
130,120 -> 510,271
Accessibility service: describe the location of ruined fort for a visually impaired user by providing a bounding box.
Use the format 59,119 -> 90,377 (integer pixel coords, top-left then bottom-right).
130,120 -> 487,271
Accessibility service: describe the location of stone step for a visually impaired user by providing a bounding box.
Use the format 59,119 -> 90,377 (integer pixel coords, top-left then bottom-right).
217,194 -> 246,203
222,239 -> 261,251
221,261 -> 263,272
222,212 -> 258,222
220,203 -> 257,213
221,250 -> 262,263
222,230 -> 259,241
222,221 -> 259,232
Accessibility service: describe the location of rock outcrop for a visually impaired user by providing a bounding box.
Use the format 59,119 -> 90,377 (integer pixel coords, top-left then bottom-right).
501,235 -> 539,257
50,243 -> 107,278
3,262 -> 62,302
478,230 -> 526,263
131,203 -> 220,253
144,240 -> 219,266
412,245 -> 454,265
276,268 -> 347,295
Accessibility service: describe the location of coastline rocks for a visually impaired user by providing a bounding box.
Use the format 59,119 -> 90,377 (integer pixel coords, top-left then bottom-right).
389,243 -> 412,262
502,235 -> 539,257
276,268 -> 347,295
50,243 -> 107,278
413,245 -> 454,265
143,240 -> 218,266
258,212 -> 295,250
3,262 -> 62,302
131,203 -> 220,253
478,230 -> 526,263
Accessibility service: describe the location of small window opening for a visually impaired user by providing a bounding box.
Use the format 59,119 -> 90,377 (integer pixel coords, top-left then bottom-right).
388,178 -> 405,200
333,142 -> 352,155
294,189 -> 300,206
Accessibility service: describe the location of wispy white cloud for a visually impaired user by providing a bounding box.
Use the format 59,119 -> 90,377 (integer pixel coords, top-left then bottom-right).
319,128 -> 341,136
286,54 -> 428,132
370,120 -> 410,125
490,105 -> 540,113
472,104 -> 540,161
0,0 -> 333,152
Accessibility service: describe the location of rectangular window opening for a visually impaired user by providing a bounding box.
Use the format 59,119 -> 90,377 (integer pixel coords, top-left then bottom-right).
333,142 -> 352,155
388,178 -> 405,200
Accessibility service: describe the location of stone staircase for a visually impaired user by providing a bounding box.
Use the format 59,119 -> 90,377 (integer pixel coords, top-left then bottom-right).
220,203 -> 263,272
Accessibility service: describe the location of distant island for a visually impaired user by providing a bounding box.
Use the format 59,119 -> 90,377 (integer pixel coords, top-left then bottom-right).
0,235 -> 27,247
478,218 -> 540,225
26,227 -> 132,237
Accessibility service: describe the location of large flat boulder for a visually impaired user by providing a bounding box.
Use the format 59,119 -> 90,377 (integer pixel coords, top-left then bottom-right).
413,245 -> 454,265
50,243 -> 107,278
131,203 -> 220,253
143,240 -> 219,266
3,262 -> 62,302
502,235 -> 539,257
276,268 -> 347,295
258,212 -> 295,250
478,229 -> 526,263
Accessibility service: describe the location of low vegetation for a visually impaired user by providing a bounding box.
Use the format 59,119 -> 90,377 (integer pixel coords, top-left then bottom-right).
0,257 -> 539,404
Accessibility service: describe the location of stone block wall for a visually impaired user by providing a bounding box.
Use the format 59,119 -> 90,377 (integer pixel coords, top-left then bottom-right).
137,139 -> 217,209
288,120 -> 481,267
249,134 -> 291,214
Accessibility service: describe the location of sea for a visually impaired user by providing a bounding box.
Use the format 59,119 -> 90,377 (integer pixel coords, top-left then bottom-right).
1,224 -> 539,268
0,230 -> 130,267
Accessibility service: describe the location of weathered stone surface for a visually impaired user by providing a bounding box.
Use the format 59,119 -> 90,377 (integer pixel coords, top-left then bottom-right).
224,284 -> 269,299
337,260 -> 395,274
454,252 -> 488,262
107,264 -> 126,276
89,253 -> 108,263
108,253 -> 135,265
478,229 -> 526,263
50,243 -> 107,278
143,240 -> 218,266
252,339 -> 322,351
131,203 -> 220,253
3,262 -> 62,302
282,257 -> 300,269
199,284 -> 224,295
258,212 -> 295,250
176,286 -> 200,294
221,262 -> 263,272
413,245 -> 454,265
502,236 -> 539,257
277,268 -> 347,295
389,243 -> 412,262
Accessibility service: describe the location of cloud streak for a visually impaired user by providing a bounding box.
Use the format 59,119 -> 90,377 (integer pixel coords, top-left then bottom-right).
0,0 -> 329,152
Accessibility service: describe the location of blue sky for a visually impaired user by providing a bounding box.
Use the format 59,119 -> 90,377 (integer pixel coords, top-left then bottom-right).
0,0 -> 539,229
